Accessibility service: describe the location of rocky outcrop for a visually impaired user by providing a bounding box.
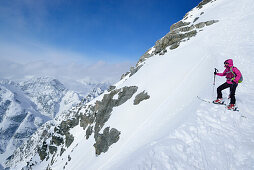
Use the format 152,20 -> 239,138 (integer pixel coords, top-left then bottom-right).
153,29 -> 198,55
93,127 -> 121,155
120,64 -> 143,80
137,18 -> 218,61
131,0 -> 219,67
138,50 -> 152,64
107,85 -> 116,92
170,21 -> 191,31
197,0 -> 214,9
134,91 -> 150,105
130,65 -> 143,77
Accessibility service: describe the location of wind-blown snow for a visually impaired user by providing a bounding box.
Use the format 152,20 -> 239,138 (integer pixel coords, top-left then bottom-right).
7,0 -> 254,169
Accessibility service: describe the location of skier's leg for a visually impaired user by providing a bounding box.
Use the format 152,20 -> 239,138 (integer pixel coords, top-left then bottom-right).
217,82 -> 230,99
229,83 -> 238,104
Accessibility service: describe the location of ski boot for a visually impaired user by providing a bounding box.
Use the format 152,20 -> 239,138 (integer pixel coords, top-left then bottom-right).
227,104 -> 235,110
213,98 -> 224,104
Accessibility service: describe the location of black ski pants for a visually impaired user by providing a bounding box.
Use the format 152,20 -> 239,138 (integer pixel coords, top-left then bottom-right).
217,82 -> 238,104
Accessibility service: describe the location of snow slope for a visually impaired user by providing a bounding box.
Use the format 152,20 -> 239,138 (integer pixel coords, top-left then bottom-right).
6,0 -> 254,169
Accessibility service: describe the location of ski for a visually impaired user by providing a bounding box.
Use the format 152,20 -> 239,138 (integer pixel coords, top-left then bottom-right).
227,107 -> 239,112
226,105 -> 241,112
197,96 -> 240,111
197,96 -> 244,117
197,96 -> 226,105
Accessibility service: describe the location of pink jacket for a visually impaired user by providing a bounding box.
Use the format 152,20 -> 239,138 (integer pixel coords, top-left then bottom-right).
216,59 -> 242,84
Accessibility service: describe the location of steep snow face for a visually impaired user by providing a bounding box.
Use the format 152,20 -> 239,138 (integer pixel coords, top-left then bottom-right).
6,0 -> 254,169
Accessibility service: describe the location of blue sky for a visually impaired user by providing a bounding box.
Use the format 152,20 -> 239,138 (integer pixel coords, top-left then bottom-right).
0,0 -> 201,89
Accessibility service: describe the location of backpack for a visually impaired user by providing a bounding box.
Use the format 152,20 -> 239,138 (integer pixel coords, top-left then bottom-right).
230,67 -> 243,83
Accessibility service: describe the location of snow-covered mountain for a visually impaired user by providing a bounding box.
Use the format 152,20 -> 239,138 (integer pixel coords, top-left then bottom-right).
4,0 -> 254,169
0,77 -> 108,167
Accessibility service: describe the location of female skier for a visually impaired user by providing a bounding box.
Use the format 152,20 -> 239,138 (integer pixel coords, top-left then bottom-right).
213,59 -> 242,110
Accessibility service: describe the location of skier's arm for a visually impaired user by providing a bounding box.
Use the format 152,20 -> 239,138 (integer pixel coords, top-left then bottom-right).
216,69 -> 226,76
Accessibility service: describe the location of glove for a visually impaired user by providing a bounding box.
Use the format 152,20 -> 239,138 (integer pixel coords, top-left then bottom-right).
214,68 -> 218,75
232,80 -> 237,85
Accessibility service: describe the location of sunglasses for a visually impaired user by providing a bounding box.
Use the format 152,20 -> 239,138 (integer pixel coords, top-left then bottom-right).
224,62 -> 228,65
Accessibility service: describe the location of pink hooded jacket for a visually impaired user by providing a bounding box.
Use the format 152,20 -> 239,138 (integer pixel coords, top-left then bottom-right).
216,59 -> 242,84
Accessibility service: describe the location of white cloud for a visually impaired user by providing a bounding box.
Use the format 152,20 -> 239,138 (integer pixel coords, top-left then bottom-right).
0,40 -> 134,92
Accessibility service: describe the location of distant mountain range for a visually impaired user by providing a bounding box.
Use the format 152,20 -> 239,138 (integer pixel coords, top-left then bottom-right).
0,77 -> 109,164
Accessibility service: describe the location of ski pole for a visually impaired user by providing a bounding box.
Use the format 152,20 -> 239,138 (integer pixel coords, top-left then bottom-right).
213,68 -> 218,97
213,68 -> 218,85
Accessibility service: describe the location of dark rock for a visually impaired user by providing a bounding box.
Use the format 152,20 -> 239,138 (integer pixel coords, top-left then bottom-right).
60,148 -> 66,156
49,146 -> 57,154
170,21 -> 191,31
86,125 -> 93,139
170,43 -> 180,50
134,91 -> 150,105
120,72 -> 130,80
153,28 -> 197,54
115,86 -> 138,106
51,136 -> 64,146
94,86 -> 137,148
38,141 -> 48,161
68,155 -> 71,161
94,127 -> 121,155
6,154 -> 14,161
138,50 -> 152,63
108,128 -> 121,146
159,49 -> 167,55
80,114 -> 95,130
184,30 -> 197,38
193,17 -> 199,23
65,132 -> 74,148
41,130 -> 49,138
197,0 -> 213,9
94,89 -> 120,134
107,86 -> 116,92
46,165 -> 52,170
59,118 -> 79,134
205,20 -> 219,26
195,22 -> 206,29
52,117 -> 78,149
130,65 -> 143,77
179,25 -> 195,32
